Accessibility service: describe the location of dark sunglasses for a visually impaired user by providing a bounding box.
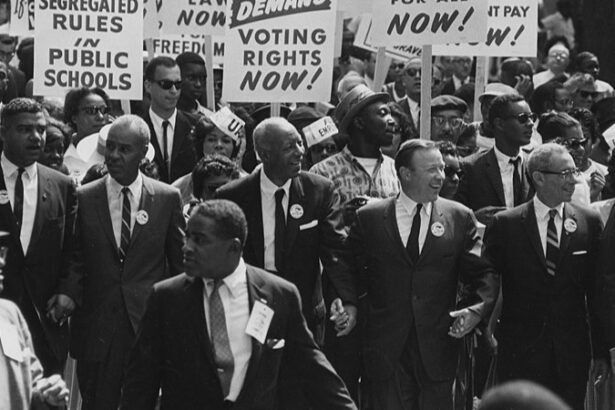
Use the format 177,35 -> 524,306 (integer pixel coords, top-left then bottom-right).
311,143 -> 338,155
391,63 -> 405,70
505,112 -> 537,124
404,68 -> 421,77
80,105 -> 109,116
153,79 -> 183,90
579,90 -> 598,99
444,166 -> 464,178
563,138 -> 588,150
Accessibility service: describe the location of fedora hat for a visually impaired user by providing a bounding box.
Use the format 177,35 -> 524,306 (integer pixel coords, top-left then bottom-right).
335,84 -> 390,134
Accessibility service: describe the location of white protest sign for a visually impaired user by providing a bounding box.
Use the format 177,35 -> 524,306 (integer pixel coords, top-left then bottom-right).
159,0 -> 226,36
371,0 -> 488,47
303,116 -> 337,148
34,0 -> 144,99
210,106 -> 245,141
338,0 -> 370,12
8,0 -> 35,35
143,0 -> 160,39
354,14 -> 421,60
433,0 -> 537,57
223,0 -> 336,103
152,35 -> 225,66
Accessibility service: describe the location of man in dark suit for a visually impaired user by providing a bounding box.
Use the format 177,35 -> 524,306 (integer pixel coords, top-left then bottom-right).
348,139 -> 498,409
455,93 -> 534,224
141,56 -> 197,183
62,115 -> 185,409
483,143 -> 608,410
440,56 -> 474,96
0,98 -> 76,375
120,200 -> 357,410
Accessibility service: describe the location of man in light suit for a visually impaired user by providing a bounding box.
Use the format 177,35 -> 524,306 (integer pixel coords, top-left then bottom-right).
483,143 -> 608,410
63,115 -> 185,409
348,139 -> 498,409
0,98 -> 77,376
120,200 -> 357,410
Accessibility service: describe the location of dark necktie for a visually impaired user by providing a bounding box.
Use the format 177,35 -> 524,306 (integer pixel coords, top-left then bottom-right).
546,209 -> 559,276
510,157 -> 522,206
162,120 -> 170,180
13,168 -> 25,231
406,204 -> 422,264
274,189 -> 286,273
118,187 -> 131,263
209,279 -> 234,397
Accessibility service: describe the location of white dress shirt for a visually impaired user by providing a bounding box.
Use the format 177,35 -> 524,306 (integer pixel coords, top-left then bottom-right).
202,258 -> 251,402
396,191 -> 432,254
494,145 -> 523,209
106,173 -> 143,249
149,107 -> 177,164
533,196 -> 563,256
1,153 -> 37,254
260,171 -> 291,272
452,74 -> 470,91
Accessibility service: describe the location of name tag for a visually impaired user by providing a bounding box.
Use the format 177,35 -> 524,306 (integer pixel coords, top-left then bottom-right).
245,300 -> 274,344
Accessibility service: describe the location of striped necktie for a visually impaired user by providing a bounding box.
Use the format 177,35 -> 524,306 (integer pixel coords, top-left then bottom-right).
545,209 -> 559,276
209,279 -> 234,397
118,187 -> 131,263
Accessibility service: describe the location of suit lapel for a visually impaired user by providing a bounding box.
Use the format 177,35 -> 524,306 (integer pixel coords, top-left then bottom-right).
486,149 -> 506,206
129,176 -> 154,246
26,165 -> 51,256
248,172 -> 265,268
184,276 -> 217,372
521,201 -> 547,271
95,177 -> 119,255
558,203 -> 574,264
0,166 -> 23,257
283,175 -> 304,269
521,154 -> 533,202
382,198 -> 412,266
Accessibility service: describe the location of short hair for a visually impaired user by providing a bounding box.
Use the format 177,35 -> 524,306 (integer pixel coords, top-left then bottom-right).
144,56 -> 178,81
109,114 -> 151,146
1,98 -> 43,128
569,107 -> 600,143
488,93 -> 526,126
190,117 -> 238,160
190,199 -> 248,247
536,111 -> 580,143
544,35 -> 571,57
63,87 -> 110,128
253,117 -> 293,158
530,81 -> 566,115
527,143 -> 570,177
45,117 -> 71,151
395,139 -> 437,177
176,52 -> 205,71
192,154 -> 240,198
479,381 -> 571,410
573,51 -> 598,73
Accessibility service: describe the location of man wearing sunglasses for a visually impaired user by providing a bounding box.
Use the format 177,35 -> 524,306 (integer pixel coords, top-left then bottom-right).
142,56 -> 198,184
483,143 -> 609,410
399,57 -> 422,134
430,95 -> 467,144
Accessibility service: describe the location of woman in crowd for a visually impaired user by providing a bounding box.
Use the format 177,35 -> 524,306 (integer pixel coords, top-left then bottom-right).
39,118 -> 71,175
565,73 -> 600,110
437,141 -> 463,200
572,51 -> 614,97
530,80 -> 573,115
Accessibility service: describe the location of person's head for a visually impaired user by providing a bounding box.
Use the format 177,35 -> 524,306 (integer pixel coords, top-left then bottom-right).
545,41 -> 570,75
401,57 -> 422,100
381,101 -> 412,158
565,73 -> 599,110
456,123 -> 479,157
569,107 -> 601,144
479,83 -> 518,126
489,94 -> 535,151
191,117 -> 238,160
536,111 -> 581,143
451,56 -> 473,81
432,64 -> 444,97
104,115 -> 150,186
531,81 -> 572,115
430,95 -> 467,143
183,199 -> 247,280
40,118 -> 70,172
0,35 -> 16,64
253,117 -> 304,186
63,87 -> 110,141
176,52 -> 206,102
542,112 -> 589,168
528,143 -> 578,207
1,98 -> 46,168
395,139 -> 444,203
388,59 -> 405,83
336,72 -> 367,101
479,381 -> 571,410
436,141 -> 462,199
439,56 -> 455,78
0,60 -> 9,96
192,154 -> 240,201
574,51 -> 600,78
500,58 -> 534,99
144,56 -> 182,116
0,0 -> 9,25
362,51 -> 377,79
287,105 -> 324,167
16,37 -> 34,81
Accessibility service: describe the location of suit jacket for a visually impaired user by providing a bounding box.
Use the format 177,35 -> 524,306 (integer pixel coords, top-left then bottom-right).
483,201 -> 607,377
348,197 -> 498,382
120,265 -> 357,410
216,170 -> 357,326
455,147 -> 533,211
440,76 -> 475,96
62,175 -> 185,361
398,98 -> 420,140
142,109 -> 197,183
0,164 -> 76,371
598,202 -> 615,347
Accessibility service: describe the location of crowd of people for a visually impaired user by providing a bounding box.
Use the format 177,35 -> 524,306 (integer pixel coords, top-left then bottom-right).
1,1 -> 615,409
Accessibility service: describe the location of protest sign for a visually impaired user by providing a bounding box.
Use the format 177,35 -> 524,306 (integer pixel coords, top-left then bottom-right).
143,0 -> 159,39
433,0 -> 537,57
338,0 -> 370,13
370,0 -> 488,47
159,0 -> 226,36
354,14 -> 421,60
210,106 -> 245,141
33,0 -> 144,99
8,0 -> 35,35
303,116 -> 337,148
152,35 -> 225,65
223,0 -> 337,103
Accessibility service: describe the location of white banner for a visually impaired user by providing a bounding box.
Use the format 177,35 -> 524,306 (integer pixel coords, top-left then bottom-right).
159,0 -> 226,36
152,35 -> 224,66
354,14 -> 421,60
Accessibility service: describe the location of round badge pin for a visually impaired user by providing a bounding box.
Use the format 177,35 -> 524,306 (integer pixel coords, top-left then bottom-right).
564,218 -> 577,233
290,204 -> 304,219
136,210 -> 149,225
0,190 -> 9,205
431,222 -> 445,237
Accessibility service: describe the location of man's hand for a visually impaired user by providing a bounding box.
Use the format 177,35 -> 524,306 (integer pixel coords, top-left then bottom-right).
514,74 -> 532,97
474,206 -> 507,226
46,294 -> 75,325
35,374 -> 69,406
448,308 -> 481,338
589,171 -> 606,202
329,298 -> 357,337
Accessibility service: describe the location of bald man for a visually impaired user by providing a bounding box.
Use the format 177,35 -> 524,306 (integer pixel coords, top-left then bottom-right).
64,115 -> 185,410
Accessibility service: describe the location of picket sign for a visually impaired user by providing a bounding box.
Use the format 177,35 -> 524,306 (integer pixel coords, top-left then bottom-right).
420,45 -> 432,140
204,35 -> 216,110
474,56 -> 489,121
372,47 -> 390,93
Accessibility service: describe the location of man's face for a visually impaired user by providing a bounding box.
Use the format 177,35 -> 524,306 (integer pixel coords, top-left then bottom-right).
388,59 -> 405,82
0,41 -> 14,64
495,101 -> 534,148
431,109 -> 464,143
358,101 -> 396,147
1,112 -> 46,168
40,127 -> 65,170
535,151 -> 577,205
104,123 -> 147,185
452,56 -> 472,80
440,153 -> 462,199
261,123 -> 305,182
145,65 -> 182,113
202,128 -> 235,158
402,148 -> 445,203
72,93 -> 109,138
553,88 -> 573,113
579,56 -> 600,78
180,62 -> 206,101
402,60 -> 422,97
560,125 -> 590,168
546,44 -> 570,73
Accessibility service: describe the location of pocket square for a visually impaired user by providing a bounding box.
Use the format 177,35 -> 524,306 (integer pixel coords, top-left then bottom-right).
299,220 -> 318,231
266,338 -> 285,349
572,250 -> 588,255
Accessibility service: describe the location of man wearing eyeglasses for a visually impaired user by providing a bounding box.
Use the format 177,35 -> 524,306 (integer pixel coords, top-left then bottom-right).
430,95 -> 468,144
440,56 -> 474,96
483,143 -> 609,410
142,56 -> 198,183
0,35 -> 25,103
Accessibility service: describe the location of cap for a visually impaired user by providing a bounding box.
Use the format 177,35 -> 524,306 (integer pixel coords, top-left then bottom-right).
479,82 -> 518,103
335,84 -> 390,133
431,95 -> 468,114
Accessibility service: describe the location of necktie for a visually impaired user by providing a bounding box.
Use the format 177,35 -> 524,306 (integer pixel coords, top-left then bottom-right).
162,120 -> 170,180
13,168 -> 25,231
546,209 -> 559,276
510,157 -> 522,206
274,189 -> 286,273
209,279 -> 234,397
406,204 -> 422,264
118,187 -> 131,263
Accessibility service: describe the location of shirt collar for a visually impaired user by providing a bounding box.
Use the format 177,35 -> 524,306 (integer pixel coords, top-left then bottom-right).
106,172 -> 143,198
533,196 -> 564,221
398,190 -> 432,217
1,152 -> 37,180
494,145 -> 522,168
203,257 -> 247,298
260,169 -> 291,197
406,96 -> 419,110
149,107 -> 177,130
341,146 -> 384,164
